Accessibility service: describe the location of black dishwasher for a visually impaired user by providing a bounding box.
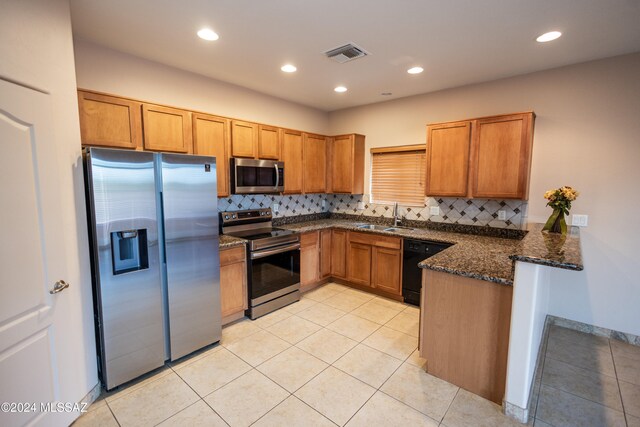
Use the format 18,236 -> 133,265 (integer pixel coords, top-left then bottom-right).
403,239 -> 452,306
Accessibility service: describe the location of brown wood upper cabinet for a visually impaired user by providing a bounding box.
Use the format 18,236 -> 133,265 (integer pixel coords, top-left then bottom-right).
426,112 -> 534,200
330,134 -> 365,194
470,113 -> 534,200
78,90 -> 143,150
280,129 -> 303,194
142,104 -> 193,153
258,125 -> 280,160
231,120 -> 258,158
192,113 -> 230,198
425,121 -> 471,197
302,133 -> 328,193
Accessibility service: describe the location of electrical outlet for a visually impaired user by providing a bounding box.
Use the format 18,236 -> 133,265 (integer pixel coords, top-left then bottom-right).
356,201 -> 365,210
572,214 -> 588,227
429,206 -> 440,216
498,210 -> 507,220
322,199 -> 326,209
272,203 -> 279,213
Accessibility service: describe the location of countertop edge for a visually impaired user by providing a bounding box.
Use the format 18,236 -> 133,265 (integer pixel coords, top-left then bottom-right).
508,255 -> 584,271
278,219 -> 583,286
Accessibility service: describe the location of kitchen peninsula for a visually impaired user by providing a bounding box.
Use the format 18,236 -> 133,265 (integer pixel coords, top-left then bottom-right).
261,214 -> 583,422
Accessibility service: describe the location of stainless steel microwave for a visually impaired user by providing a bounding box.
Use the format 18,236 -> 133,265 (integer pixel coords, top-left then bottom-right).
231,158 -> 284,194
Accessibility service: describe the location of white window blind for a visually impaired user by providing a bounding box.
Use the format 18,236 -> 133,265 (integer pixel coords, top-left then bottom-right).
370,146 -> 426,206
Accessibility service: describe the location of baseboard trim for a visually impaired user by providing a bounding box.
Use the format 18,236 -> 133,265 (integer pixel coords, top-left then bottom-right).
548,315 -> 640,346
81,382 -> 102,409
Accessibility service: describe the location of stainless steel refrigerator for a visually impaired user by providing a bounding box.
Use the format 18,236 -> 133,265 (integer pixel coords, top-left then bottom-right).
84,147 -> 221,390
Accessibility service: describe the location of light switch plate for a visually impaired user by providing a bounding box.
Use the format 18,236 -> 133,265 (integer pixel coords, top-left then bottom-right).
429,206 -> 440,216
356,201 -> 365,210
272,203 -> 279,213
498,210 -> 507,220
572,214 -> 588,227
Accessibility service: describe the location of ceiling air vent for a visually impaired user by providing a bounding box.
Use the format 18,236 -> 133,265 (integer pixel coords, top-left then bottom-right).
325,43 -> 369,63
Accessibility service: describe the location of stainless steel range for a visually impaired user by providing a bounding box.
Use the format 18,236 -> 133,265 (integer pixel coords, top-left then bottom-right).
220,208 -> 300,319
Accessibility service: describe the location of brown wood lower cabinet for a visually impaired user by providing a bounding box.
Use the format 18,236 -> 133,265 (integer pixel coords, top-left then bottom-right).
330,229 -> 347,279
346,231 -> 402,297
319,229 -> 332,279
372,246 -> 402,294
220,246 -> 247,324
300,231 -> 320,289
347,242 -> 372,286
420,269 -> 513,404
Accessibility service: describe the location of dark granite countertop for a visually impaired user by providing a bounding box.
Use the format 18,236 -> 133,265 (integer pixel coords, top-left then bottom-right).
279,217 -> 583,286
219,235 -> 247,249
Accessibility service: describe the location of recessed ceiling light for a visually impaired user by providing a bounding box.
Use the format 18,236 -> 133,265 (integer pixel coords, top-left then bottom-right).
407,66 -> 424,74
334,86 -> 348,93
281,64 -> 297,73
197,28 -> 219,41
536,31 -> 562,43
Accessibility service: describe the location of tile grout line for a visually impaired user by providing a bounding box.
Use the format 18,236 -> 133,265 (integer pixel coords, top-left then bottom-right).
608,338 -> 630,427
103,399 -> 122,427
439,387 -> 461,426
247,394 -> 338,427
159,364 -> 231,427
531,326 -> 551,423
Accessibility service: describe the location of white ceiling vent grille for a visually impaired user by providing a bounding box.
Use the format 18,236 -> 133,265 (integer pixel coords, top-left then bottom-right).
325,43 -> 369,63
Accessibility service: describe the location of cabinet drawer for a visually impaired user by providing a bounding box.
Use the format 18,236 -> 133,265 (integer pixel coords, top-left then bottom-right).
348,231 -> 401,249
220,246 -> 246,265
300,231 -> 319,248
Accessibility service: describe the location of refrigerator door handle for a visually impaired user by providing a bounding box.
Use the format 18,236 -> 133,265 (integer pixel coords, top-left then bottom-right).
159,191 -> 167,264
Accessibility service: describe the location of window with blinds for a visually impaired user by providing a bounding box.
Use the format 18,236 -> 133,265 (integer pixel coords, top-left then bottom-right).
370,145 -> 426,206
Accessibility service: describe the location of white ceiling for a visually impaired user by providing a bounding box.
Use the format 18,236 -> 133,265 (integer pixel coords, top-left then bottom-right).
69,0 -> 640,112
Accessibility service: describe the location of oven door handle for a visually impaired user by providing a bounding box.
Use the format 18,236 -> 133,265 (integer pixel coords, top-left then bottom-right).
251,242 -> 300,259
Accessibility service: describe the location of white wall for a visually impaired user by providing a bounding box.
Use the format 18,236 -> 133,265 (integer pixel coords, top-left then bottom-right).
329,53 -> 640,336
73,39 -> 330,134
0,0 -> 97,411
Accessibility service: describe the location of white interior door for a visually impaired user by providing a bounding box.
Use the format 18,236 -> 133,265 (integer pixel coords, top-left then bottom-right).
0,78 -> 72,426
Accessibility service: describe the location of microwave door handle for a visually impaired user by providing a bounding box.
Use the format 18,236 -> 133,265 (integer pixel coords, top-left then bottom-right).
274,163 -> 279,190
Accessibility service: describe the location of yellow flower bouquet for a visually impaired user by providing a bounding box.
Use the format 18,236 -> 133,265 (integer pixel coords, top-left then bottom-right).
542,186 -> 579,234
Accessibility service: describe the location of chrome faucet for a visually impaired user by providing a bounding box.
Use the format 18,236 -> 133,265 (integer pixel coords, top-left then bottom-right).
393,202 -> 402,227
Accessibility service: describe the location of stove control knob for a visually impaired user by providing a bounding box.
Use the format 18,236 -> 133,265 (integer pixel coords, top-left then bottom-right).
260,211 -> 265,216
224,215 -> 229,220
232,214 -> 237,219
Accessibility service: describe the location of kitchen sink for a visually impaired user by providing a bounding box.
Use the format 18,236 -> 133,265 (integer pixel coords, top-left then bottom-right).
384,226 -> 416,232
356,224 -> 389,231
355,224 -> 416,232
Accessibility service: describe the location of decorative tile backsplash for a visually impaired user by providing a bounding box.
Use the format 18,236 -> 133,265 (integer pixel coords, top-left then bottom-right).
328,194 -> 527,229
218,193 -> 527,229
217,194 -> 329,217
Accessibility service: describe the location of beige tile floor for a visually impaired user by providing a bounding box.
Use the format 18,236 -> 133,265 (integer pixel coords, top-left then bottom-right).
531,324 -> 640,427
72,282 -> 640,427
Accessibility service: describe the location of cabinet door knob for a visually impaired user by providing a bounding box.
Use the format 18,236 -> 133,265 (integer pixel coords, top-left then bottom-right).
50,280 -> 70,294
